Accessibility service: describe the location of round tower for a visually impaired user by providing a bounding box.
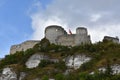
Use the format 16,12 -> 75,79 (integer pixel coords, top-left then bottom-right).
45,25 -> 67,44
75,27 -> 91,45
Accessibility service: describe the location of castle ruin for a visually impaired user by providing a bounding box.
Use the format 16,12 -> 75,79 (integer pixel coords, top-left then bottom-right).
103,36 -> 119,43
10,40 -> 40,54
45,25 -> 91,46
10,25 -> 91,54
10,25 -> 119,54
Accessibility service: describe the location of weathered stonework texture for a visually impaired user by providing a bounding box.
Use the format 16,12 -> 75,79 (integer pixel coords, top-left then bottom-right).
10,25 -> 92,54
10,40 -> 40,54
45,25 -> 91,46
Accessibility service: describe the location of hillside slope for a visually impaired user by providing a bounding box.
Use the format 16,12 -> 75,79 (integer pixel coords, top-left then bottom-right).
0,39 -> 120,80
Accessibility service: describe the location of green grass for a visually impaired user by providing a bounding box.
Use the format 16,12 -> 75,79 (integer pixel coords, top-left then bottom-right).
0,40 -> 120,79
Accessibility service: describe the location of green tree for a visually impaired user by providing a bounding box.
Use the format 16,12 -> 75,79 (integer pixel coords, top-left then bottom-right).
42,75 -> 49,80
55,73 -> 65,80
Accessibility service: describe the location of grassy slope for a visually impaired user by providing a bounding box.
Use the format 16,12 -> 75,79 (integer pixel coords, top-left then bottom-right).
0,40 -> 120,79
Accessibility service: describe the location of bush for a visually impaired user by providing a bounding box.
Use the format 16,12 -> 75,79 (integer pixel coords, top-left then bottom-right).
55,73 -> 65,80
0,51 -> 24,69
42,75 -> 49,80
39,60 -> 52,68
54,61 -> 67,71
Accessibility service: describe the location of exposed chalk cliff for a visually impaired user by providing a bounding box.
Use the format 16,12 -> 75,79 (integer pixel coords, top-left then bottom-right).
65,54 -> 91,69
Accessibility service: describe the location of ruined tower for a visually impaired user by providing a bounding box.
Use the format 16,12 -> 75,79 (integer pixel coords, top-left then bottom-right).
75,27 -> 91,45
45,25 -> 67,44
45,25 -> 91,46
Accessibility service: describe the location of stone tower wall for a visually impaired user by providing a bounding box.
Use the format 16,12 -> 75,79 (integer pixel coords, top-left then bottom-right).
45,25 -> 67,44
76,27 -> 88,35
75,27 -> 91,45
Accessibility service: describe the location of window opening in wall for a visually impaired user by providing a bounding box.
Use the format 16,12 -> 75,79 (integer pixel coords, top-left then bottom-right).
56,29 -> 58,31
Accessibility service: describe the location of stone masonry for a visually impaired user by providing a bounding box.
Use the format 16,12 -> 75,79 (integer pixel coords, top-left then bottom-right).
45,25 -> 91,46
10,25 -> 91,54
10,25 -> 119,54
10,40 -> 40,54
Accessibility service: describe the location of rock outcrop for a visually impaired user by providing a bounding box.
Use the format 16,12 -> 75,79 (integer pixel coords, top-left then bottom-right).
0,68 -> 17,80
65,54 -> 91,69
98,64 -> 120,74
25,53 -> 49,68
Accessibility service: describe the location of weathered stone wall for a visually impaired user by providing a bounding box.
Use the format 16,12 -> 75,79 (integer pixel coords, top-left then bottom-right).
45,25 -> 67,44
56,27 -> 91,46
75,27 -> 91,45
10,40 -> 40,54
75,34 -> 91,45
57,34 -> 75,46
76,27 -> 88,35
45,25 -> 91,46
103,36 -> 119,43
10,25 -> 91,54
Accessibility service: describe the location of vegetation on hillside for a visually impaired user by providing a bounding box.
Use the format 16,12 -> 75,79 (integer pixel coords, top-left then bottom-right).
0,38 -> 120,79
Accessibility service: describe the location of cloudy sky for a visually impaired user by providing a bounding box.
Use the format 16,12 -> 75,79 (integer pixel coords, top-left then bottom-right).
0,0 -> 120,58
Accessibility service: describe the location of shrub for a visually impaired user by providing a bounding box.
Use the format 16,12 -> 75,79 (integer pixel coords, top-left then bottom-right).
42,75 -> 49,80
39,60 -> 52,68
55,73 -> 65,80
54,61 -> 67,71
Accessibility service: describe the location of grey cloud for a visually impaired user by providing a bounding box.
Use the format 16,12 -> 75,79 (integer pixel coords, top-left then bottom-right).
30,0 -> 120,42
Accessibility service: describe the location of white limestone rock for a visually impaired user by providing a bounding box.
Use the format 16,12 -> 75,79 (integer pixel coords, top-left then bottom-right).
98,64 -> 120,74
112,64 -> 120,74
49,79 -> 55,80
98,67 -> 106,72
19,72 -> 26,80
65,54 -> 91,69
0,67 -> 17,80
64,69 -> 73,75
25,53 -> 48,68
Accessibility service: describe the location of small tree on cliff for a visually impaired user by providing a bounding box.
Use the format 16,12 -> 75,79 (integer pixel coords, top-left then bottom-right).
33,38 -> 50,52
40,38 -> 50,52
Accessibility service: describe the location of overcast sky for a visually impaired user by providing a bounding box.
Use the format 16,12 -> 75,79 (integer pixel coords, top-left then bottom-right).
0,0 -> 120,58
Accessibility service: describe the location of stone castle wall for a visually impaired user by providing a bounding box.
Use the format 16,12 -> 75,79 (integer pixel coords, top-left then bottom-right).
57,34 -> 75,46
75,34 -> 91,46
10,25 -> 91,54
45,25 -> 91,46
103,36 -> 119,43
10,40 -> 40,54
45,25 -> 67,44
75,27 -> 91,45
10,25 -> 120,54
